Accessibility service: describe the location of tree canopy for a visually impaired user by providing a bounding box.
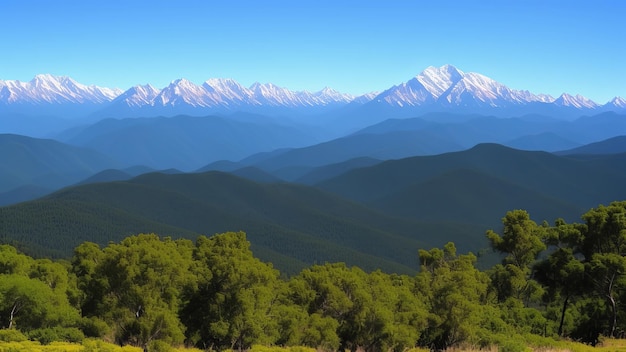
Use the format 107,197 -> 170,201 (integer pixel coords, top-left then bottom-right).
2,202 -> 626,350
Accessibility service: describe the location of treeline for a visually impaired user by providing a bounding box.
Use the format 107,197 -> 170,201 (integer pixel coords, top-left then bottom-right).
2,201 -> 626,351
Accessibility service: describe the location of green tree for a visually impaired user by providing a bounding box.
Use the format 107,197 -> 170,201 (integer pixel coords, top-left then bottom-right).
579,201 -> 626,338
288,262 -> 425,352
416,242 -> 490,350
535,219 -> 585,337
486,210 -> 546,304
72,234 -> 194,349
181,232 -> 280,351
0,274 -> 79,331
0,245 -> 33,275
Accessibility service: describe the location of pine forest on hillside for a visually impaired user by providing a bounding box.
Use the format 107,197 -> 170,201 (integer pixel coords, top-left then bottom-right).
1,202 -> 626,351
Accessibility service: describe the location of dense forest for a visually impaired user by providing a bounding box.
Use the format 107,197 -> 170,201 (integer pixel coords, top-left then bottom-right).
2,201 -> 626,352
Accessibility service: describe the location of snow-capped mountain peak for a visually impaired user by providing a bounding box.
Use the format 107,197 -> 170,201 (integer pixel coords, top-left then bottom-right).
0,74 -> 122,105
371,64 -> 590,110
202,78 -> 251,105
313,87 -> 355,104
606,96 -> 626,108
416,64 -> 464,99
0,67 -> 616,118
155,79 -> 215,107
112,84 -> 161,108
554,93 -> 600,109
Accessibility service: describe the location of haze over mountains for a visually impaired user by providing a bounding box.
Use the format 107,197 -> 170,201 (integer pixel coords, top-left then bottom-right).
2,64 -> 626,273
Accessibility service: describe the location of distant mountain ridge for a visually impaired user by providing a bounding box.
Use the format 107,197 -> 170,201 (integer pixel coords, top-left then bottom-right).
1,65 -> 624,120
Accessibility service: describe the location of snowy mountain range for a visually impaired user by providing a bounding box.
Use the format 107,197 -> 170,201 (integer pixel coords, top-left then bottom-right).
1,65 -> 624,118
371,65 -> 603,110
0,74 -> 122,105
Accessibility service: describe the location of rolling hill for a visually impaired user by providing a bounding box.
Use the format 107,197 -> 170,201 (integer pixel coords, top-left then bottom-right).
0,171 -> 490,275
556,135 -> 626,155
200,129 -> 465,178
0,133 -> 119,193
59,115 -> 321,171
317,143 -> 626,228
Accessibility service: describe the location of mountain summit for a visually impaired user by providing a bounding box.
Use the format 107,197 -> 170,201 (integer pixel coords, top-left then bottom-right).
1,66 -> 624,120
373,65 -> 558,109
0,74 -> 122,105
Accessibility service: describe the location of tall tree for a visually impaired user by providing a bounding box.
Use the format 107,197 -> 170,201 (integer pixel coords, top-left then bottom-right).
486,210 -> 546,304
535,219 -> 585,337
181,232 -> 280,351
416,242 -> 490,350
579,201 -> 626,338
72,234 -> 194,349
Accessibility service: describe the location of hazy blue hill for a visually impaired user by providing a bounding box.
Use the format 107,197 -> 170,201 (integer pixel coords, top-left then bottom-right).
317,143 -> 626,225
295,157 -> 382,185
0,171 -> 492,274
0,113 -> 80,137
348,113 -> 626,152
229,166 -> 284,183
0,184 -> 52,206
562,112 -> 626,144
503,132 -> 581,152
123,165 -> 156,176
60,115 -> 319,171
556,135 -> 626,155
247,130 -> 465,172
76,169 -> 133,185
352,117 -> 434,135
196,159 -> 245,173
352,113 -> 489,135
0,133 -> 119,193
351,115 -> 569,149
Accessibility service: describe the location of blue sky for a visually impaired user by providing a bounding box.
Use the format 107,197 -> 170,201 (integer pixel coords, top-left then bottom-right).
1,0 -> 624,103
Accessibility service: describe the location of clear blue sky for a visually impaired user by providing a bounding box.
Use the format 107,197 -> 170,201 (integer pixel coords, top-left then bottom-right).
1,0 -> 624,103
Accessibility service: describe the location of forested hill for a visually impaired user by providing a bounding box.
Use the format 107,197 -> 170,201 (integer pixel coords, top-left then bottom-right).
4,143 -> 626,274
3,202 -> 626,351
317,143 -> 626,226
0,170 -> 487,275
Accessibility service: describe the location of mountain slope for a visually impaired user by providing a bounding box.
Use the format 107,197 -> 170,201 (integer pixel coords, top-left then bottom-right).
0,133 -> 120,193
556,135 -> 626,155
62,115 -> 319,170
317,144 -> 626,227
0,171 -> 489,274
373,168 -> 582,226
237,129 -> 465,173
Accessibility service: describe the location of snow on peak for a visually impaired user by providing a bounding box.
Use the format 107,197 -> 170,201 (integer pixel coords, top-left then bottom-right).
417,65 -> 464,99
0,74 -> 122,105
372,64 -> 590,109
554,93 -> 599,109
202,78 -> 251,105
114,84 -> 161,108
606,96 -> 626,108
0,69 -> 612,114
313,87 -> 355,104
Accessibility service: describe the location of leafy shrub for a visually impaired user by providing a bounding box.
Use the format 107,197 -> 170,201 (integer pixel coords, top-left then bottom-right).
28,327 -> 85,345
81,338 -> 134,352
0,329 -> 28,342
148,340 -> 173,352
79,316 -> 111,338
499,339 -> 529,352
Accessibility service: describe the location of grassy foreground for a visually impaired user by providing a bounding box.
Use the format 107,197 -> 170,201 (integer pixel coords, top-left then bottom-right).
2,340 -> 626,352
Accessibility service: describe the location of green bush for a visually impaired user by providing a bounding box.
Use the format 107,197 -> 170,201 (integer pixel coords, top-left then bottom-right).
28,327 -> 85,345
81,338 -> 118,352
499,339 -> 529,352
0,329 -> 28,342
148,340 -> 173,352
79,317 -> 111,338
